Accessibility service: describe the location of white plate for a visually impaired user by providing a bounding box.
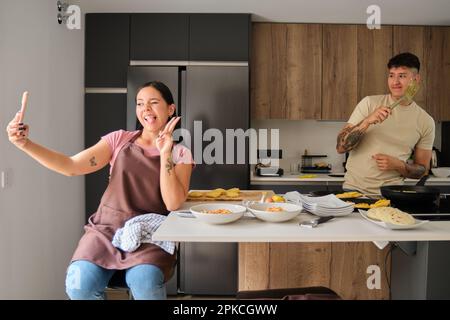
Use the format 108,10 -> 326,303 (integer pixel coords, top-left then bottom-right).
247,202 -> 302,222
358,209 -> 429,230
190,203 -> 246,225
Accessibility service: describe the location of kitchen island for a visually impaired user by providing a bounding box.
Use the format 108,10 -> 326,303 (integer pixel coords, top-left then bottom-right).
154,200 -> 450,299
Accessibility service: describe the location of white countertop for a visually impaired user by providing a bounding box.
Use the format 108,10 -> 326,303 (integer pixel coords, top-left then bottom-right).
153,202 -> 450,243
250,172 -> 450,185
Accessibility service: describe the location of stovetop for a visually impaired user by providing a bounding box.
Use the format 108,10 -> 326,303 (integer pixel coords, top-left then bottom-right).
394,195 -> 450,221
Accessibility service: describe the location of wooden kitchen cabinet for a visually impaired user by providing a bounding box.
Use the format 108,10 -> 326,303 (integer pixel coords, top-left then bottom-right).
322,25 -> 358,120
286,24 -> 322,119
239,242 -> 391,300
425,26 -> 450,121
357,25 -> 393,102
130,14 -> 189,61
251,23 -> 450,121
251,23 -> 288,119
251,23 -> 321,120
393,26 -> 427,109
85,14 -> 130,88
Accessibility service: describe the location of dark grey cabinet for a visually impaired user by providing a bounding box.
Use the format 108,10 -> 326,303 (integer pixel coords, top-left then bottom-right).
189,14 -> 251,61
85,14 -> 130,87
129,13 -> 251,62
85,94 -> 127,218
130,14 -> 189,61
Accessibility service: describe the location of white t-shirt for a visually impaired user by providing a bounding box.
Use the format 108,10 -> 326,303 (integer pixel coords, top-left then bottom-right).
343,95 -> 435,194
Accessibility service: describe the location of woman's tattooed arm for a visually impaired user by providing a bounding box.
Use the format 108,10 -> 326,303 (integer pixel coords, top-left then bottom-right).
165,157 -> 174,176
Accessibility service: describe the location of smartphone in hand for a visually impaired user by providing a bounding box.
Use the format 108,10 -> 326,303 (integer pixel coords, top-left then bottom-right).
18,91 -> 28,123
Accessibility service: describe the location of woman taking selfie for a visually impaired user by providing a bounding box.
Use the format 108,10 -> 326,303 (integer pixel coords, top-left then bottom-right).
6,81 -> 194,299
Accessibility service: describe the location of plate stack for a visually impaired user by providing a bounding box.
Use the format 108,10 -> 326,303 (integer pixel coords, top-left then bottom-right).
284,192 -> 354,217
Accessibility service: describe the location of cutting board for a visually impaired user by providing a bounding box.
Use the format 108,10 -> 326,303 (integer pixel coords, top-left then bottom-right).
187,190 -> 275,202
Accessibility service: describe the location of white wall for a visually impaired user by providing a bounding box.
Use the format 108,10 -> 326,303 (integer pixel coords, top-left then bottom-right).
0,0 -> 84,299
77,0 -> 450,25
252,120 -> 442,175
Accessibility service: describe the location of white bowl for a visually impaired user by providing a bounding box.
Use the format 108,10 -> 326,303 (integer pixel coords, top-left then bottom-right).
431,167 -> 450,178
190,203 -> 246,224
247,202 -> 302,222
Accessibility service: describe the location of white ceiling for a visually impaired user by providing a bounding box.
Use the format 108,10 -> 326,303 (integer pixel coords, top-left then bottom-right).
74,0 -> 450,25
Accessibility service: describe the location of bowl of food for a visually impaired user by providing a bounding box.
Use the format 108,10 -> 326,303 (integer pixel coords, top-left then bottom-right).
247,202 -> 302,222
189,203 -> 246,224
431,167 -> 450,178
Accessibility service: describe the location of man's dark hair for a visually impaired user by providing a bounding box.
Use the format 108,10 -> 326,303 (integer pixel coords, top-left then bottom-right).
387,52 -> 420,72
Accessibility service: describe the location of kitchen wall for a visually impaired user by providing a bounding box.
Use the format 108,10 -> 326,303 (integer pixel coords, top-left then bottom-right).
252,120 -> 442,174
0,0 -> 84,299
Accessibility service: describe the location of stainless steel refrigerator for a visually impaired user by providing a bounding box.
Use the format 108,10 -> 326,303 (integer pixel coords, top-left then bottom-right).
127,65 -> 249,295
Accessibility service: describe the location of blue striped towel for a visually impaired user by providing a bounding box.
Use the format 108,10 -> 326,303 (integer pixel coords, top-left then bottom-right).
112,213 -> 175,255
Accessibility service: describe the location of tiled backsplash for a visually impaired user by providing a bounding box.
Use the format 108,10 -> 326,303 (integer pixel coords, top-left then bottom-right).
251,119 -> 442,174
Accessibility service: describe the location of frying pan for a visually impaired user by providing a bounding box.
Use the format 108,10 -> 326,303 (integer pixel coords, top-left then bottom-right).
380,175 -> 440,206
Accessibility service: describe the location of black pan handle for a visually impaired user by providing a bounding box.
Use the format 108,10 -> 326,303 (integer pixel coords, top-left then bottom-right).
416,174 -> 430,187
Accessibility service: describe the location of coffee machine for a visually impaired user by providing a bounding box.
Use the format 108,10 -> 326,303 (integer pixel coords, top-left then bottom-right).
255,149 -> 284,177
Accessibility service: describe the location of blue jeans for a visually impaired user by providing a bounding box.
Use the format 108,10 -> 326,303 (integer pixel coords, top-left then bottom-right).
65,260 -> 166,300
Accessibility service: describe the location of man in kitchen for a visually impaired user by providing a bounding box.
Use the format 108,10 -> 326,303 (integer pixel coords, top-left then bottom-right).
336,52 -> 435,195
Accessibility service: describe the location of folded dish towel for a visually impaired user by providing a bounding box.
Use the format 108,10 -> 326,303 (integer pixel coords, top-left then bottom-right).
112,213 -> 175,255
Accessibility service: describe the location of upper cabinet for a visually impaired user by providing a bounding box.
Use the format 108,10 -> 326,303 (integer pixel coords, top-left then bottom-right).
357,25 -> 393,101
130,14 -> 189,61
189,14 -> 251,61
251,24 -> 287,119
322,25 -> 358,120
129,13 -> 250,62
251,23 -> 321,120
425,27 -> 450,121
393,26 -> 427,109
85,14 -> 130,88
252,23 -> 450,121
86,14 -> 250,88
287,24 -> 322,120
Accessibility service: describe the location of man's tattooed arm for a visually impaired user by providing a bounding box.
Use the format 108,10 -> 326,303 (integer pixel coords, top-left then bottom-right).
336,120 -> 370,153
398,162 -> 426,179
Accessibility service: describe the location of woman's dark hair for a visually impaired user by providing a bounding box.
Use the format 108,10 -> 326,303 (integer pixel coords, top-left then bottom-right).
135,81 -> 175,130
387,52 -> 420,72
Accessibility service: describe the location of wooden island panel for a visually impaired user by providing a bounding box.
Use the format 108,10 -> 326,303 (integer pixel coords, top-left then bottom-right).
239,242 -> 391,299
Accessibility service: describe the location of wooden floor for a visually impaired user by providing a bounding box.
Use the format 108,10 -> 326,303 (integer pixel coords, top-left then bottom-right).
105,289 -> 235,300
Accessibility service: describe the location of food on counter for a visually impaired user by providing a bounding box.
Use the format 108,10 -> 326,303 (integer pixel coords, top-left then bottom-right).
188,191 -> 204,198
367,207 -> 415,225
271,195 -> 286,202
370,199 -> 391,208
201,209 -> 232,214
347,199 -> 390,209
188,188 -> 241,199
225,190 -> 240,198
335,191 -> 363,199
298,174 -> 317,179
352,202 -> 371,209
267,206 -> 284,212
314,162 -> 329,168
205,189 -> 224,198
